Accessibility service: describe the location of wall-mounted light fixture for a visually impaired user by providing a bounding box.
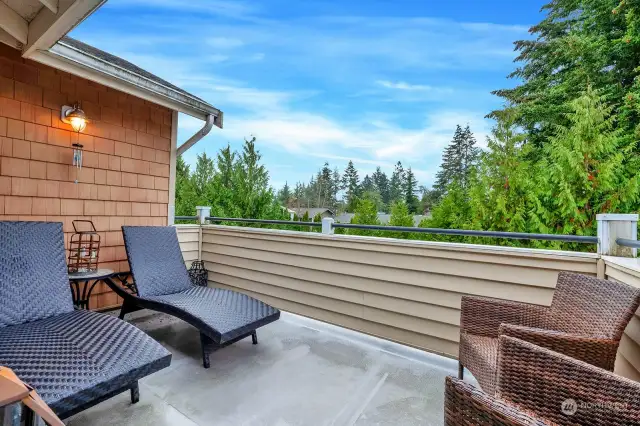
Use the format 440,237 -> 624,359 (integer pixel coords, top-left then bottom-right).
61,103 -> 89,133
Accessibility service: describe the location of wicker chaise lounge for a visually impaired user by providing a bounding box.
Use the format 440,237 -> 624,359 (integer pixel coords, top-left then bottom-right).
458,271 -> 640,395
445,336 -> 640,425
106,226 -> 281,368
0,222 -> 172,419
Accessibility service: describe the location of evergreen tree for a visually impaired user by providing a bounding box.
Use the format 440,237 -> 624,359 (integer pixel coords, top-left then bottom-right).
192,152 -> 215,199
342,161 -> 360,211
278,182 -> 291,207
216,144 -> 235,189
541,87 -> 640,241
434,125 -> 464,196
372,167 -> 390,209
491,0 -> 640,149
404,168 -> 420,213
175,155 -> 197,216
388,201 -> 414,239
360,174 -> 375,194
389,161 -> 405,203
349,196 -> 380,236
433,125 -> 479,197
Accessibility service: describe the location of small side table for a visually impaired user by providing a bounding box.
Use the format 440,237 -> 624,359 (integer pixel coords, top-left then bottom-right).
68,269 -> 115,310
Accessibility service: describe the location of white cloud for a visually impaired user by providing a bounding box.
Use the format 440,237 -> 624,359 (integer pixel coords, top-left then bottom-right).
376,80 -> 434,91
207,37 -> 245,49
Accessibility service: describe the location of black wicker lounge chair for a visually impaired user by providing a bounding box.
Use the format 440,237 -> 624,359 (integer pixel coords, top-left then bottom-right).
0,221 -> 172,419
106,226 -> 281,369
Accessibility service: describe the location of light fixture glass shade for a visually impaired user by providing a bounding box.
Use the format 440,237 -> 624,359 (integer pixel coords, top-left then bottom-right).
62,104 -> 89,133
69,116 -> 87,133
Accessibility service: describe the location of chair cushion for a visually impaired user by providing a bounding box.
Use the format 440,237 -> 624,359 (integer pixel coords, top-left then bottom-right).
0,310 -> 171,417
122,226 -> 193,297
459,333 -> 498,395
146,286 -> 281,343
0,222 -> 73,327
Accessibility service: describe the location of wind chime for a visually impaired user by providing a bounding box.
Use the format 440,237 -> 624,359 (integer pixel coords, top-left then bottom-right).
72,143 -> 83,183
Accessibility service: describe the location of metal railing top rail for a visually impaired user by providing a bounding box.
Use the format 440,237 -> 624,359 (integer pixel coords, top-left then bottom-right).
175,216 -> 198,221
206,217 -> 322,227
617,238 -> 640,249
333,223 -> 599,244
181,216 -> 600,244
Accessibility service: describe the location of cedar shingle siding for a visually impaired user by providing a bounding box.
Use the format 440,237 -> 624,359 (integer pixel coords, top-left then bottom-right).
0,44 -> 172,310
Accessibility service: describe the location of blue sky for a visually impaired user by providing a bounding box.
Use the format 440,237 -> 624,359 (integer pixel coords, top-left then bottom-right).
70,0 -> 545,190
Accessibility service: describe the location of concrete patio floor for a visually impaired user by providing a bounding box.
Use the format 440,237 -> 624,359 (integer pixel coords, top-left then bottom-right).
67,310 -> 459,426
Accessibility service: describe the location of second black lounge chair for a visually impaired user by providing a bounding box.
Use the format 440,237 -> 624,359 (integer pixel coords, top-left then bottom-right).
107,226 -> 281,368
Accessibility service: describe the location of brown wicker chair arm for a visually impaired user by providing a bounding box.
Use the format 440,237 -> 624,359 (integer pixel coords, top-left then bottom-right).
499,324 -> 620,371
460,296 -> 550,337
444,376 -> 549,426
496,336 -> 640,425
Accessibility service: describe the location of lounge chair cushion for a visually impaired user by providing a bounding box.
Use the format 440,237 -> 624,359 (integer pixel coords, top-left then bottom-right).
0,222 -> 73,327
146,286 -> 280,343
0,310 -> 171,417
122,226 -> 193,297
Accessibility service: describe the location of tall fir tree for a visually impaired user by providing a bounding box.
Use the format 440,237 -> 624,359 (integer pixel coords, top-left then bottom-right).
389,161 -> 405,203
342,160 -> 360,211
278,182 -> 291,207
404,168 -> 420,213
372,167 -> 390,209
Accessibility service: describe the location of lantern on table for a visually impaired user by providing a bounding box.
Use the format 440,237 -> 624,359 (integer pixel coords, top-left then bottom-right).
68,220 -> 100,274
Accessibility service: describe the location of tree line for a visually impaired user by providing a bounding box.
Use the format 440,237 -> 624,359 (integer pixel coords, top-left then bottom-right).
278,160 -> 423,214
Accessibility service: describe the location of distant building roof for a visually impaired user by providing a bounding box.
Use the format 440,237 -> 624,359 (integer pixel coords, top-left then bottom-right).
336,213 -> 429,226
293,208 -> 335,218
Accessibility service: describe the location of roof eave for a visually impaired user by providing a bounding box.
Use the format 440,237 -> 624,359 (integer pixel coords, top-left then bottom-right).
28,41 -> 223,126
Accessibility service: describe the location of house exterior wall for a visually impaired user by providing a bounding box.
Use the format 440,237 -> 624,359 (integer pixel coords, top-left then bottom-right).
0,44 -> 172,310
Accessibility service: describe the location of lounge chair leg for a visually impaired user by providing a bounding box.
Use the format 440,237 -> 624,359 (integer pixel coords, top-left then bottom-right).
119,299 -> 134,320
200,333 -> 212,369
130,382 -> 140,404
252,331 -> 258,345
458,362 -> 464,379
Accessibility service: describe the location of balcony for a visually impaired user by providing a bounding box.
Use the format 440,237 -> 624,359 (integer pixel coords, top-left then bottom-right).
65,221 -> 640,425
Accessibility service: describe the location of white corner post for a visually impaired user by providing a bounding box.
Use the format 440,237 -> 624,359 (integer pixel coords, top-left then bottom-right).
322,217 -> 335,235
196,206 -> 212,225
597,214 -> 638,257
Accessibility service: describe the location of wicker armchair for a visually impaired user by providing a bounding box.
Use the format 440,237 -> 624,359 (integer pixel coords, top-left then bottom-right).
445,336 -> 640,425
459,271 -> 640,394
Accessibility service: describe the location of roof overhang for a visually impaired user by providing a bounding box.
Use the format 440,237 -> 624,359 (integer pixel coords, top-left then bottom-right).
30,42 -> 223,124
0,0 -> 223,125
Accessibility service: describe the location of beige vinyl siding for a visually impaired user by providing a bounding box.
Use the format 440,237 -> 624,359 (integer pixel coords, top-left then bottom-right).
199,225 -> 598,359
605,257 -> 640,381
176,225 -> 200,265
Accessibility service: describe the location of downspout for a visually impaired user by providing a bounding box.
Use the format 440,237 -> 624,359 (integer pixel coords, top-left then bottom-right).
177,114 -> 216,156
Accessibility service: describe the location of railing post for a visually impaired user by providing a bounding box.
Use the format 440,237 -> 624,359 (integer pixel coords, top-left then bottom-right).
597,214 -> 638,257
322,218 -> 334,235
196,206 -> 212,225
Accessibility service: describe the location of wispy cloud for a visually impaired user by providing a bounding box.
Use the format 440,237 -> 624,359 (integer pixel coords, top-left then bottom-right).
377,80 -> 435,91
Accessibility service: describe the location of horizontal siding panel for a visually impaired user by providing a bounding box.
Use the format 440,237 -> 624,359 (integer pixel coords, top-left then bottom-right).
208,261 -> 460,327
204,233 -> 593,287
214,282 -> 459,357
203,245 -> 555,305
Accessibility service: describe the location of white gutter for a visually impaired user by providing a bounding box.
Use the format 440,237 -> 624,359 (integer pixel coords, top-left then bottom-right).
177,114 -> 216,156
30,42 -> 223,124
